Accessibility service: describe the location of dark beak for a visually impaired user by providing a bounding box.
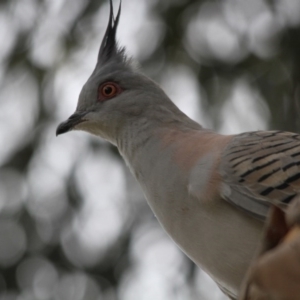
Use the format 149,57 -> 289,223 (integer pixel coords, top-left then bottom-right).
56,112 -> 87,136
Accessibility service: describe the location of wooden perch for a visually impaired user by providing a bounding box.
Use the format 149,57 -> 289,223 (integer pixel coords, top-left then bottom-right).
239,200 -> 300,300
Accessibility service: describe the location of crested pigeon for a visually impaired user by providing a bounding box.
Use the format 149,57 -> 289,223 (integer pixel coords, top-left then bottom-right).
56,1 -> 300,299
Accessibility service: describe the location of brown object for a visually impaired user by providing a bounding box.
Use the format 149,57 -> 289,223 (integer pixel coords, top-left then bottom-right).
239,204 -> 300,300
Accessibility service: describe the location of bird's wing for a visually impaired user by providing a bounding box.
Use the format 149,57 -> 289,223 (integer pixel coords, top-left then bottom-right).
219,130 -> 300,221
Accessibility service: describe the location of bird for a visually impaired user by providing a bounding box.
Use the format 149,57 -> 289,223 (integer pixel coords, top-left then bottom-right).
56,1 -> 300,299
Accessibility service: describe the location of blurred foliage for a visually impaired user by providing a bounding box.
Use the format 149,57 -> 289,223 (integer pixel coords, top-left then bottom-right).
0,0 -> 300,299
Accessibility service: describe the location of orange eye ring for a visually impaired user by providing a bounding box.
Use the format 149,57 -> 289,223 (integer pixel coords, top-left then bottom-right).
102,84 -> 116,97
98,82 -> 121,101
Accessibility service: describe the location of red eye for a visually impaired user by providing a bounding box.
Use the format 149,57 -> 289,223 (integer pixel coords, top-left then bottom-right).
98,82 -> 121,101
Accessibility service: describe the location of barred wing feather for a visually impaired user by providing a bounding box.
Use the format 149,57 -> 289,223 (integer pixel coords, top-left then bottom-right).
220,131 -> 300,220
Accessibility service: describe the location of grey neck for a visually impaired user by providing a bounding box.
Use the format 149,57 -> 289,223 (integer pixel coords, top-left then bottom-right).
116,101 -> 202,166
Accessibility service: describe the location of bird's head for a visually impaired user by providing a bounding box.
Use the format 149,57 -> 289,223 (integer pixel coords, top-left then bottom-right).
56,0 -> 168,144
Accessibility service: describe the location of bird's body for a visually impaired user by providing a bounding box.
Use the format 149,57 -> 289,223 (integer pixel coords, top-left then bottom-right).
56,2 -> 300,299
119,123 -> 263,297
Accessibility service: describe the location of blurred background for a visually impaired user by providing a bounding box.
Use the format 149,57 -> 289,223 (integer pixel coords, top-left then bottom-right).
0,0 -> 300,299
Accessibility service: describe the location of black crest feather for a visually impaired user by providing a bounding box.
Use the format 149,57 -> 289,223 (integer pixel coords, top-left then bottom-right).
98,0 -> 122,63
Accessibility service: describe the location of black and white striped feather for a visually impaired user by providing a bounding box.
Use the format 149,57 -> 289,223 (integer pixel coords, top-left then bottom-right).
220,130 -> 300,220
